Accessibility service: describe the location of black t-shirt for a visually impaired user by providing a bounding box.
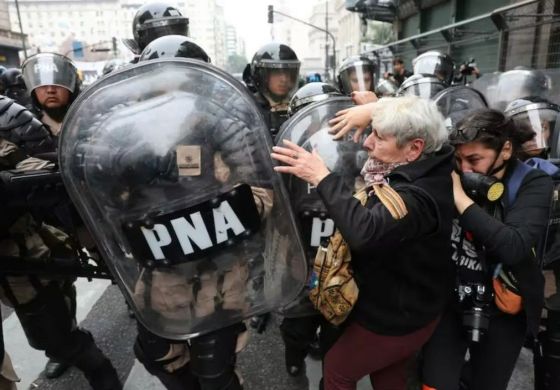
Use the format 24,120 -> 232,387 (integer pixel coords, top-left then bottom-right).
451,218 -> 487,285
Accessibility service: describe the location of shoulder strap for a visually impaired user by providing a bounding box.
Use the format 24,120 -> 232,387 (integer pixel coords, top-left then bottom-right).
506,161 -> 533,207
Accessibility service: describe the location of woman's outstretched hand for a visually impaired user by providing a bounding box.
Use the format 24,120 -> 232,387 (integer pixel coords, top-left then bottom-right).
328,102 -> 375,142
271,140 -> 330,186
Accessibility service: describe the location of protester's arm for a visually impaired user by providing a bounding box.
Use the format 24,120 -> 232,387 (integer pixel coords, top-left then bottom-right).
459,171 -> 552,265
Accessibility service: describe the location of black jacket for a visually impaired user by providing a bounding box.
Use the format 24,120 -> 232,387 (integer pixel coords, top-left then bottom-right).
459,160 -> 552,335
317,145 -> 455,335
252,91 -> 288,140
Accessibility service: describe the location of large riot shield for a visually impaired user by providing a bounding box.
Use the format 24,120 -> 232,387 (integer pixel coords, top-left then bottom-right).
275,97 -> 368,317
433,85 -> 488,133
58,59 -> 307,339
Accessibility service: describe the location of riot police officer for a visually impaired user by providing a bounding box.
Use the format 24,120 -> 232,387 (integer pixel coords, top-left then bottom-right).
336,55 -> 376,96
19,52 -> 119,381
336,56 -> 378,105
248,42 -> 301,139
131,37 -> 242,390
0,68 -> 34,113
71,34 -> 305,390
0,96 -> 121,389
124,1 -> 190,58
412,51 -> 455,86
21,53 -> 80,137
502,96 -> 560,390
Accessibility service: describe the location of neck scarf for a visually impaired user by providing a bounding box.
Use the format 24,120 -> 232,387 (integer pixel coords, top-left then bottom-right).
360,157 -> 408,187
360,157 -> 409,220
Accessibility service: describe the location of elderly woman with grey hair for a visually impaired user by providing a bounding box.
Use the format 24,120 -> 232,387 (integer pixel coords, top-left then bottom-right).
271,95 -> 456,390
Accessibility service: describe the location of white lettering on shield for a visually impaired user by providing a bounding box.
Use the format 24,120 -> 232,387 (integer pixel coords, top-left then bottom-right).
140,200 -> 246,259
141,225 -> 172,260
34,62 -> 59,74
310,217 -> 335,247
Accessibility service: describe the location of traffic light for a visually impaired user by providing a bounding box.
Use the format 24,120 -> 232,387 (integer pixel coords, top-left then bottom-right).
268,5 -> 273,24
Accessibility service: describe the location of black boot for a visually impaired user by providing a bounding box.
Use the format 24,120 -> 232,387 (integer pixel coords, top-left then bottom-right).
72,332 -> 122,390
44,358 -> 70,379
285,345 -> 306,377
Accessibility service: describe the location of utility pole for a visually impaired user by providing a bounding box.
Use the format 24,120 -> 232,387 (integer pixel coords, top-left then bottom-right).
325,0 -> 329,81
267,5 -> 336,81
14,0 -> 27,59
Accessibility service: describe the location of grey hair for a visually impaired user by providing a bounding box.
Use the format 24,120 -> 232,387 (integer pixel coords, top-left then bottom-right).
370,95 -> 447,154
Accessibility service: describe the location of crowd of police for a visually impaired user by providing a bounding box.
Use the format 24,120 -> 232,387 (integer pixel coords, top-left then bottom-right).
0,1 -> 559,390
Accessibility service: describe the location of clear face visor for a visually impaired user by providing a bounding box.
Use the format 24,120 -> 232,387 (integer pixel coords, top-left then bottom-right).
513,108 -> 560,154
400,81 -> 445,100
375,79 -> 398,97
22,55 -> 77,93
258,62 -> 300,101
338,65 -> 375,95
413,57 -> 454,84
137,18 -> 190,49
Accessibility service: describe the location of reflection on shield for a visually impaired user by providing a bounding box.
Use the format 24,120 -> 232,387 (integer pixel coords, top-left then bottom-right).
59,59 -> 307,339
275,97 -> 368,317
433,85 -> 488,133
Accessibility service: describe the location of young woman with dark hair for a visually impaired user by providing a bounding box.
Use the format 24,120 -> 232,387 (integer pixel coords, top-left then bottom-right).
421,109 -> 553,390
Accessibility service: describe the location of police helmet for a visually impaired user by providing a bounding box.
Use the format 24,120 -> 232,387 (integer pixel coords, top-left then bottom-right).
133,2 -> 189,52
396,74 -> 446,100
0,96 -> 56,155
336,55 -> 376,95
0,66 -> 6,93
21,53 -> 80,109
102,59 -> 129,75
375,78 -> 398,97
288,82 -> 342,116
494,68 -> 551,111
250,42 -> 300,102
505,96 -> 560,158
0,68 -> 31,107
139,35 -> 210,63
433,85 -> 488,133
412,51 -> 455,85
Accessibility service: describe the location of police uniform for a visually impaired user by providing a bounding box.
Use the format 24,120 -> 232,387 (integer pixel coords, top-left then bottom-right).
0,96 -> 121,390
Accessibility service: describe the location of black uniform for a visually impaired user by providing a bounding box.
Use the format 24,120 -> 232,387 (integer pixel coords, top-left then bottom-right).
0,96 -> 121,389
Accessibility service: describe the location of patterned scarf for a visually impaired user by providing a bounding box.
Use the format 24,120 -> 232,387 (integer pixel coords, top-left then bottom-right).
360,157 -> 408,187
359,157 -> 410,220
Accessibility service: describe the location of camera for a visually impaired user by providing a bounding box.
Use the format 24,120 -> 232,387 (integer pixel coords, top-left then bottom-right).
460,58 -> 477,76
457,282 -> 492,342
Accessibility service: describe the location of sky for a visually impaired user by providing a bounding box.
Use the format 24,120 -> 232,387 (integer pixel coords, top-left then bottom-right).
222,0 -> 315,59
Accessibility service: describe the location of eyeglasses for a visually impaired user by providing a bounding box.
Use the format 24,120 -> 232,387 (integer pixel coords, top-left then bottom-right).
448,126 -> 489,144
448,120 -> 509,144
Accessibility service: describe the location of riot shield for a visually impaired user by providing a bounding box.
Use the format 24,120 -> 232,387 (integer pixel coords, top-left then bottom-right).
275,97 -> 368,317
433,85 -> 488,133
58,59 -> 307,339
472,68 -> 560,111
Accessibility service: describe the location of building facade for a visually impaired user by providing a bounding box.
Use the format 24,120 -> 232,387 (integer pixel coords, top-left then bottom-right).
7,0 -> 228,67
354,0 -> 560,73
0,0 -> 25,66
